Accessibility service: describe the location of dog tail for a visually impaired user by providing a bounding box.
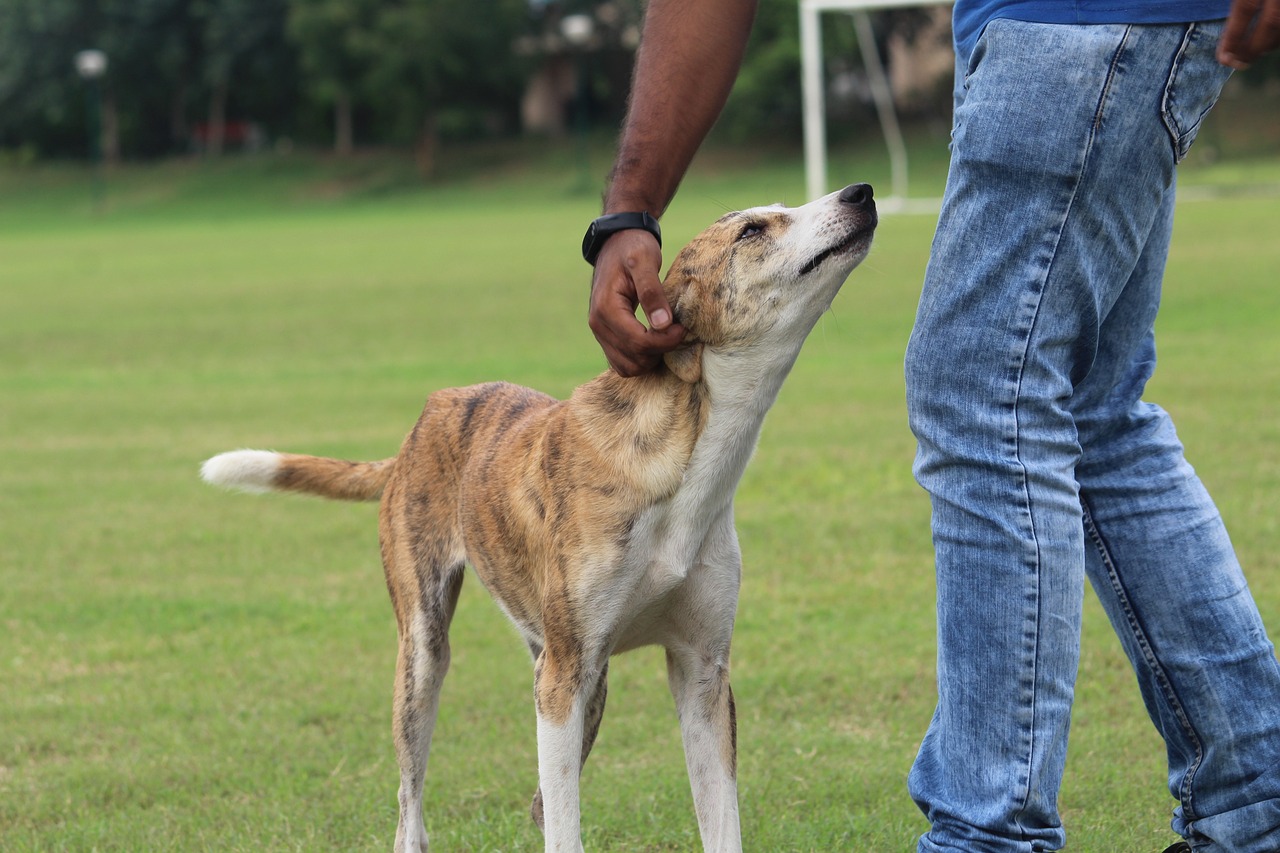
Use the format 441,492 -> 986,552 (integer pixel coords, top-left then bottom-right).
201,449 -> 394,502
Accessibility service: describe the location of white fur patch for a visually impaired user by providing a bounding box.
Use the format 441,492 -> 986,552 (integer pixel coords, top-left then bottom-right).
200,449 -> 281,493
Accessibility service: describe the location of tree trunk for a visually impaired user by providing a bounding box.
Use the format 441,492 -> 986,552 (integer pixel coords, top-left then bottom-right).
335,89 -> 354,157
170,79 -> 189,154
207,78 -> 229,157
414,113 -> 438,179
101,89 -> 121,167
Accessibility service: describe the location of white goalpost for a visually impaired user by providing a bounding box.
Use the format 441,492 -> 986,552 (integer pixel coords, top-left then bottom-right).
800,0 -> 951,209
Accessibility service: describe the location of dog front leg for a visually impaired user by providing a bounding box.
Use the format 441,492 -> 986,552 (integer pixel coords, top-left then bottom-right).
534,646 -> 597,853
531,661 -> 608,833
667,645 -> 742,853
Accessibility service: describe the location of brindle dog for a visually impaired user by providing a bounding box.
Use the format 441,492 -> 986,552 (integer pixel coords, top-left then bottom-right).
202,184 -> 877,853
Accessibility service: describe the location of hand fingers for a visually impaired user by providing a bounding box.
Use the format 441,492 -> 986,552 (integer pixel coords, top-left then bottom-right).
1218,0 -> 1280,68
1219,0 -> 1259,67
588,231 -> 686,376
590,285 -> 672,375
1248,0 -> 1280,59
630,256 -> 674,331
589,272 -> 686,375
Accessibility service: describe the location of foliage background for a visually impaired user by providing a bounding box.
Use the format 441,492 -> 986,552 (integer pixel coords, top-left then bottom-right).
3,0 -> 1278,166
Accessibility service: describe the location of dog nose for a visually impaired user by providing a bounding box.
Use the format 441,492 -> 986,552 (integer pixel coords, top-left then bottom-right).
839,183 -> 874,206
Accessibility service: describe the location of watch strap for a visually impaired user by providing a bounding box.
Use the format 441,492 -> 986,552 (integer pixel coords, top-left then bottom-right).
582,212 -> 661,266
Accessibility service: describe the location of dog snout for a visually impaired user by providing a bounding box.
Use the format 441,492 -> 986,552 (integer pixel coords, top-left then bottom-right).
839,183 -> 874,209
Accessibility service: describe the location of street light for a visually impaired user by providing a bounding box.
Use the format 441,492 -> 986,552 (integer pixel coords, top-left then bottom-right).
75,49 -> 108,80
74,49 -> 108,211
560,13 -> 594,46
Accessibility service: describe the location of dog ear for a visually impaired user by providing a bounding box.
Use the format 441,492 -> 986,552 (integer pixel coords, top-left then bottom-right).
662,250 -> 706,383
662,256 -> 699,332
663,341 -> 703,384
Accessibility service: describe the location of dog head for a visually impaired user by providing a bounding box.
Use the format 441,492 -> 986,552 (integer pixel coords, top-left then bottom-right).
661,184 -> 877,382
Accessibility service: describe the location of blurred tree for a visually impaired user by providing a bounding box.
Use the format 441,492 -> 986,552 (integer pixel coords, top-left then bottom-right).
0,0 -> 97,157
717,0 -> 870,143
287,0 -> 381,156
366,0 -> 531,176
718,0 -> 807,143
0,0 -> 531,161
195,0 -> 293,156
101,0 -> 203,156
0,0 -> 290,159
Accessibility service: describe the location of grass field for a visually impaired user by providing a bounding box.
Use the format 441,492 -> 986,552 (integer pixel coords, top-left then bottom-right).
2,138 -> 1277,852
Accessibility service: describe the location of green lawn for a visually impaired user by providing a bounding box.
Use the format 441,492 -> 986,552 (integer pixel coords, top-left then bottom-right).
2,142 -> 1277,852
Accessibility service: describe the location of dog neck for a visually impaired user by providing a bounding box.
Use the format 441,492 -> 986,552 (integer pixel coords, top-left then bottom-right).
567,366 -> 708,506
662,340 -> 806,541
567,334 -> 807,571
613,336 -> 810,586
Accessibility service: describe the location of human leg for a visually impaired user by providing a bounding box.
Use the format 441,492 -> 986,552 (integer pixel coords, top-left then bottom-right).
1074,182 -> 1280,853
904,20 -> 1242,852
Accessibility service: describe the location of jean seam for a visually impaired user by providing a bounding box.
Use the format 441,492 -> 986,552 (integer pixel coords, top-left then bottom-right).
1080,494 -> 1205,820
1161,24 -> 1199,162
1090,26 -> 1131,135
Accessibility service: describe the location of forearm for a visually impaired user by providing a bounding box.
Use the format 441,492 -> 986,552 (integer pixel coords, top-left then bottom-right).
604,0 -> 758,216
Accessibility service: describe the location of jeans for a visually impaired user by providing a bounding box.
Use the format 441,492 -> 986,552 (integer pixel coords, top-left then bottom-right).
904,19 -> 1280,853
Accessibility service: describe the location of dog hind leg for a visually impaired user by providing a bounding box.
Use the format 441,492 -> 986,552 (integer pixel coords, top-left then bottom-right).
389,560 -> 465,853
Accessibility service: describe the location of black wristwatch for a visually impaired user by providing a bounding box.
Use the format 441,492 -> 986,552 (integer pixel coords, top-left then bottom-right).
582,212 -> 662,266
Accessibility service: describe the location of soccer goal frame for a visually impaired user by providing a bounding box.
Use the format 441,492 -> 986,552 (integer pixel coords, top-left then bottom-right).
800,0 -> 951,208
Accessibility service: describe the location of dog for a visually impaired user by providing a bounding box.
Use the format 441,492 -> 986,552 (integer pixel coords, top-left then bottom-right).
201,183 -> 876,852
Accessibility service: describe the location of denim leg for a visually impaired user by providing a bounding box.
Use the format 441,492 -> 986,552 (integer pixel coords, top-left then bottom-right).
904,19 -> 1277,853
1075,188 -> 1280,852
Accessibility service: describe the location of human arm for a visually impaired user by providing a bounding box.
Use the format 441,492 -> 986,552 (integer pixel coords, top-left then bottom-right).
588,0 -> 758,376
1218,0 -> 1280,68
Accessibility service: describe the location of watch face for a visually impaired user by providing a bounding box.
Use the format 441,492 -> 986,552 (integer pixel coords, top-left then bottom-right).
583,223 -> 602,264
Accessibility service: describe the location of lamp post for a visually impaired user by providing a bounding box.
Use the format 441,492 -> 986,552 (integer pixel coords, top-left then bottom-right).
560,14 -> 594,193
74,49 -> 108,212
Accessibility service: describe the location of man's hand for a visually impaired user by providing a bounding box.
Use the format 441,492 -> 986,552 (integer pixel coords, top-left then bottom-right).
588,229 -> 685,376
1219,0 -> 1280,68
585,0 -> 755,372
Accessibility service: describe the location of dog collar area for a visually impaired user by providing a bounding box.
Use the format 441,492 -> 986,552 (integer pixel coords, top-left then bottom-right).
582,212 -> 662,266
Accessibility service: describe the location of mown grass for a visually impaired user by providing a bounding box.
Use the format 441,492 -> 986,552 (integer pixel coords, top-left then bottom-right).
1,137 -> 1277,852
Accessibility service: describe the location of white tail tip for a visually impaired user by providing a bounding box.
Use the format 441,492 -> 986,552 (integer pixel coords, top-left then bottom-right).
201,450 -> 282,493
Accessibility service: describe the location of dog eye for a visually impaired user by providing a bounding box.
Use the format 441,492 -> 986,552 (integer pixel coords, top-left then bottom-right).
736,222 -> 765,241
